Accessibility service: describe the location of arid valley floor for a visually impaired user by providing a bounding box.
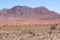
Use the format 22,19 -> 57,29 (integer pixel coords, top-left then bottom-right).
0,22 -> 60,40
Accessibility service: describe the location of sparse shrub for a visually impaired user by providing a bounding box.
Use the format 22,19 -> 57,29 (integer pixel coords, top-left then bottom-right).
50,24 -> 57,34
55,23 -> 58,26
51,25 -> 56,30
3,25 -> 6,27
29,32 -> 33,34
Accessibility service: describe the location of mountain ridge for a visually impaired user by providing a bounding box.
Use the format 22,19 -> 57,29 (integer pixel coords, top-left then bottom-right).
0,6 -> 60,21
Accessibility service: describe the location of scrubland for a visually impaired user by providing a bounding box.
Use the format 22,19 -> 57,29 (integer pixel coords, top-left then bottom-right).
0,24 -> 60,40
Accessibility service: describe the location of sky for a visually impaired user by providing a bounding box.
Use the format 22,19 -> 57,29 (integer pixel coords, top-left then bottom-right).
0,0 -> 60,13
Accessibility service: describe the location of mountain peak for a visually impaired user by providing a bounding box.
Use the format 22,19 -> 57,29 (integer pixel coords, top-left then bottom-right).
12,6 -> 31,9
35,6 -> 49,11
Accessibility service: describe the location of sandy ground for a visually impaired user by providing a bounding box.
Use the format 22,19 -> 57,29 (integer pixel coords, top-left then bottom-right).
0,24 -> 60,40
0,20 -> 60,26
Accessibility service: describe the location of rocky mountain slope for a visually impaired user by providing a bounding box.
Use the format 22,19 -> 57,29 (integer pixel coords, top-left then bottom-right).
0,6 -> 60,21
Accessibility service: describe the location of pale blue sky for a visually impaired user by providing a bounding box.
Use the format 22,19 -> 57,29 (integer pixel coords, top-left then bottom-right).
0,0 -> 60,13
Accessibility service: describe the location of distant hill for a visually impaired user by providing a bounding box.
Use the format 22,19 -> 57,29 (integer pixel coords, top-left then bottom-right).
0,6 -> 60,21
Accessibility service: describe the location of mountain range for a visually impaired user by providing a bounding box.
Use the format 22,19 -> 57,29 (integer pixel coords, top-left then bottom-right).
0,6 -> 60,22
